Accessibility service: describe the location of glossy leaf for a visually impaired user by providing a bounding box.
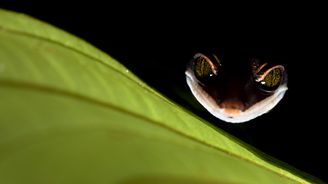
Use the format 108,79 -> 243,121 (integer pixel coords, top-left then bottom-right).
0,9 -> 313,184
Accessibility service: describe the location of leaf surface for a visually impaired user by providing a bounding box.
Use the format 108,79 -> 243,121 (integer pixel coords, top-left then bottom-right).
0,9 -> 312,184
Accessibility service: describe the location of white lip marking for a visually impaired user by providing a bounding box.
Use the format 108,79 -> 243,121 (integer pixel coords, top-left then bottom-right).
185,69 -> 288,123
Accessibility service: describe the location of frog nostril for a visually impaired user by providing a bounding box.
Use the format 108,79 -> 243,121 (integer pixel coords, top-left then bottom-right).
220,100 -> 245,111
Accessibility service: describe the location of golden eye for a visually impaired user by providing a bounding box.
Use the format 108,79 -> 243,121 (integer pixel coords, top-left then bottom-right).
256,65 -> 284,92
262,68 -> 282,87
194,56 -> 213,78
192,53 -> 219,84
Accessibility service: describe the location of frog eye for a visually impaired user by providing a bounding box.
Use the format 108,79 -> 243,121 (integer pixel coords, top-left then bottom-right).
192,53 -> 219,84
255,65 -> 285,92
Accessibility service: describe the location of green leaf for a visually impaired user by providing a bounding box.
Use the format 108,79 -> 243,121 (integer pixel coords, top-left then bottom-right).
0,9 -> 315,184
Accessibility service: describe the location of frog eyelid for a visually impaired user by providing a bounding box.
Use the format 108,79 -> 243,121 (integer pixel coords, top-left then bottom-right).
254,62 -> 268,74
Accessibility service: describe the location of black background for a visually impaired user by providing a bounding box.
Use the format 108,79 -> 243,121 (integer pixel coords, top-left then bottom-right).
1,1 -> 326,183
